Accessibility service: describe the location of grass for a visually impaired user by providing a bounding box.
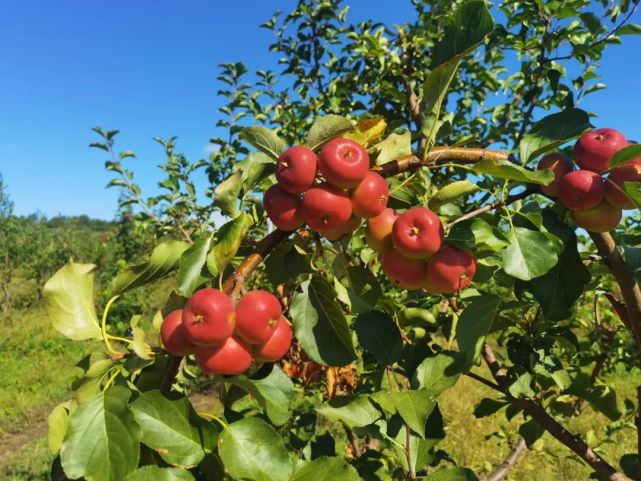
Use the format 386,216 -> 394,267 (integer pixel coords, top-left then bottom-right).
0,300 -> 637,480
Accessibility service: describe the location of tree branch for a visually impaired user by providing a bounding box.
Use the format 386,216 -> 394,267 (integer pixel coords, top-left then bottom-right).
480,344 -> 631,481
589,232 -> 641,480
374,147 -> 510,178
447,188 -> 535,228
479,437 -> 528,481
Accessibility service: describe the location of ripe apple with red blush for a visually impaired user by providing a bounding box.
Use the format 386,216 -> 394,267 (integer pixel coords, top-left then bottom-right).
537,152 -> 572,197
264,184 -> 304,231
254,316 -> 293,362
571,201 -> 622,233
235,290 -> 281,344
319,138 -> 370,188
557,170 -> 605,210
182,288 -> 236,346
350,171 -> 389,218
381,248 -> 427,290
301,183 -> 352,231
605,163 -> 641,209
424,245 -> 477,293
365,208 -> 398,253
320,215 -> 362,241
160,309 -> 194,356
573,128 -> 627,173
276,146 -> 318,194
392,207 -> 443,259
195,336 -> 253,375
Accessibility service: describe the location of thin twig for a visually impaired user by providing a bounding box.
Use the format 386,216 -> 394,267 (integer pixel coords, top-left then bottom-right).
479,437 -> 528,481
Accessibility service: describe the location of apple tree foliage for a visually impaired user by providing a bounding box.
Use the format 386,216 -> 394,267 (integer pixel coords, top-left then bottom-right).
43,1 -> 641,480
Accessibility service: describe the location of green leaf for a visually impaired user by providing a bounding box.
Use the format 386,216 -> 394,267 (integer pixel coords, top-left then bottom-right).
317,395 -> 381,428
49,401 -> 71,454
448,218 -> 508,253
43,261 -> 102,341
617,23 -> 641,35
566,373 -> 621,421
306,115 -> 354,150
502,228 -> 559,281
225,365 -> 293,426
113,241 -> 190,295
421,59 -> 460,147
372,391 -> 435,437
623,182 -> 641,209
430,180 -> 480,209
431,0 -> 494,67
206,213 -> 253,277
354,311 -> 403,365
426,467 -> 479,481
343,116 -> 387,147
239,126 -> 286,160
178,235 -> 212,297
411,352 -> 462,398
333,262 -> 382,314
61,386 -> 141,481
472,159 -> 554,185
124,467 -> 195,481
218,417 -> 291,481
611,144 -> 641,168
456,295 -> 500,368
372,130 -> 412,165
473,398 -> 508,418
290,457 -> 360,481
213,171 -> 242,217
508,372 -> 536,399
519,418 -> 544,448
290,276 -> 357,366
516,209 -> 590,321
131,390 -> 218,468
237,151 -> 274,194
519,109 -> 591,163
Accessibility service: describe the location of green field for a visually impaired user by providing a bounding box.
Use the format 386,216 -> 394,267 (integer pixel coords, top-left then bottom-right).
1,300 -> 636,480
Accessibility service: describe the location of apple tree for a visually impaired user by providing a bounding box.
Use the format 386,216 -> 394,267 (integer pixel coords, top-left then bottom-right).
43,1 -> 641,480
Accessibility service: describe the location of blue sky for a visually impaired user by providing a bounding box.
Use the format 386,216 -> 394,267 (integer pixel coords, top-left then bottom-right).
1,1 -> 640,220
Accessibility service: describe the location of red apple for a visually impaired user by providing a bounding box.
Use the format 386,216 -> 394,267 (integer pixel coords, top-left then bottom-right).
350,171 -> 390,218
424,245 -> 477,293
264,184 -> 304,231
557,170 -> 605,211
301,183 -> 352,231
365,208 -> 398,253
571,201 -> 622,233
537,152 -> 572,197
160,309 -> 194,356
318,138 -> 370,188
235,290 -> 281,344
573,128 -> 627,173
254,316 -> 293,362
195,336 -> 253,375
319,215 -> 362,241
381,248 -> 427,290
276,145 -> 318,193
605,164 -> 641,209
392,207 -> 443,259
182,288 -> 236,346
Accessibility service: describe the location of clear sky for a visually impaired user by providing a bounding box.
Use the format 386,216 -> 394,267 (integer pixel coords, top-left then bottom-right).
1,1 -> 640,220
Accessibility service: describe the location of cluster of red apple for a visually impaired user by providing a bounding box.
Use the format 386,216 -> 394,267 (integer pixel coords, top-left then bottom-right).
365,206 -> 477,293
537,128 -> 641,232
160,288 -> 293,376
264,138 -> 390,239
